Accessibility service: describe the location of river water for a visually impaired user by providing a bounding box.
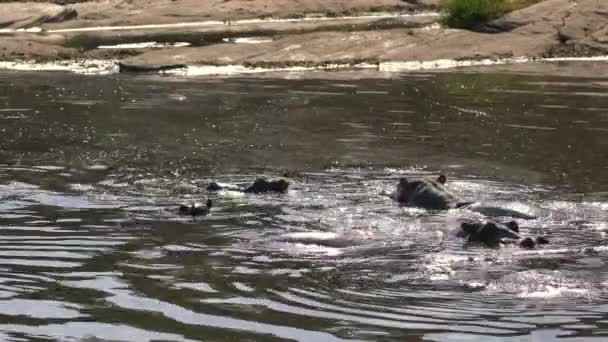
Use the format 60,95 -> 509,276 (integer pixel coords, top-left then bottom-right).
0,69 -> 607,341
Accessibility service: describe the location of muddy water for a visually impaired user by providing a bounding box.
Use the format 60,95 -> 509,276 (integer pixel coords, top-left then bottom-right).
0,70 -> 608,341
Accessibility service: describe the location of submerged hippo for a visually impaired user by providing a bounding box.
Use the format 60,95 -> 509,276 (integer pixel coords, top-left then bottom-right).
459,220 -> 549,249
178,199 -> 212,218
391,175 -> 536,219
207,177 -> 290,194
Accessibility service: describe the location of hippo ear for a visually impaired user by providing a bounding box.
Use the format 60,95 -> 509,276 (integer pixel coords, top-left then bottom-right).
398,177 -> 408,185
519,237 -> 536,249
506,221 -> 519,233
536,236 -> 549,245
437,175 -> 447,184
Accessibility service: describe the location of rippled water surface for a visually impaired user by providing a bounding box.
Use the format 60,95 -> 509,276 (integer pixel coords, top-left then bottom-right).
1,69 -> 608,341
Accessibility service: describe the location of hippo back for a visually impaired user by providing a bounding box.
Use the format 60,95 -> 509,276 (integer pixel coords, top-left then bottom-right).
461,221 -> 522,246
479,221 -> 521,241
408,179 -> 460,210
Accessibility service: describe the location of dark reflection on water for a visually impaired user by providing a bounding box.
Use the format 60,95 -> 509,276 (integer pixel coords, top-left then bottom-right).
0,70 -> 608,341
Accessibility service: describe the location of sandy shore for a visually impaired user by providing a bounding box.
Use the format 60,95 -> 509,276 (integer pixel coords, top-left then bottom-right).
0,0 -> 607,75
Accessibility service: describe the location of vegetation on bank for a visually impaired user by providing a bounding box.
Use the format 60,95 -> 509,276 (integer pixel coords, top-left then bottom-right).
440,0 -> 542,29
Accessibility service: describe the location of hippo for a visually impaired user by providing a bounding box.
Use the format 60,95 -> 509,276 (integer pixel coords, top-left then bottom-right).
391,175 -> 536,220
391,174 -> 461,210
458,220 -> 549,249
178,199 -> 212,219
207,177 -> 290,194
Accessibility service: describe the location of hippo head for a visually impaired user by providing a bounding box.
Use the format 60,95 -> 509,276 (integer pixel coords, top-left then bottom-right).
460,220 -> 520,247
269,178 -> 290,192
396,175 -> 447,203
460,221 -> 483,235
396,177 -> 412,202
505,221 -> 519,233
520,236 -> 550,249
437,174 -> 447,185
247,178 -> 290,193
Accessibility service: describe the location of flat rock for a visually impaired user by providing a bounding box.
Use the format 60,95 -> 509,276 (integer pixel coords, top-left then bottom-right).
41,0 -> 421,29
0,3 -> 77,29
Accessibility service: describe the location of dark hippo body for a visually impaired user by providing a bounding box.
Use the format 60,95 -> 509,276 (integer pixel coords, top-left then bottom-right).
459,220 -> 549,249
243,178 -> 290,193
391,175 -> 536,220
207,178 -> 290,194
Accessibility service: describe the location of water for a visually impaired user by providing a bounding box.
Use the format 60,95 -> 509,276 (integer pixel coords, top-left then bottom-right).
0,69 -> 608,341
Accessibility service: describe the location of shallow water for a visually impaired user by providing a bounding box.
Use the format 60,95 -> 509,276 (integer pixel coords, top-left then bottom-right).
0,70 -> 608,341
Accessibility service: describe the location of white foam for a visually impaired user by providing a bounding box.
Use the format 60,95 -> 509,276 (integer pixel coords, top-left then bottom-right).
1,55 -> 607,77
222,37 -> 273,44
0,27 -> 44,33
379,57 -> 530,71
421,23 -> 441,30
0,60 -> 118,75
165,62 -> 377,76
519,286 -> 591,299
98,42 -> 191,49
544,56 -> 608,62
17,27 -> 44,33
281,231 -> 340,241
379,56 -> 608,72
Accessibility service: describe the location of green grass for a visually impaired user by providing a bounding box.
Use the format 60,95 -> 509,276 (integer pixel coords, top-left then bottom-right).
440,0 -> 541,29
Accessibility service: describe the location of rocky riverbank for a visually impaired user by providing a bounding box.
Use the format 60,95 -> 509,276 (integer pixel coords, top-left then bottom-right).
0,0 -> 607,75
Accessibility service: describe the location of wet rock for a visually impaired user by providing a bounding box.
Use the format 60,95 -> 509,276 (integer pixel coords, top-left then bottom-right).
41,8 -> 78,24
117,61 -> 187,73
474,18 -> 526,34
